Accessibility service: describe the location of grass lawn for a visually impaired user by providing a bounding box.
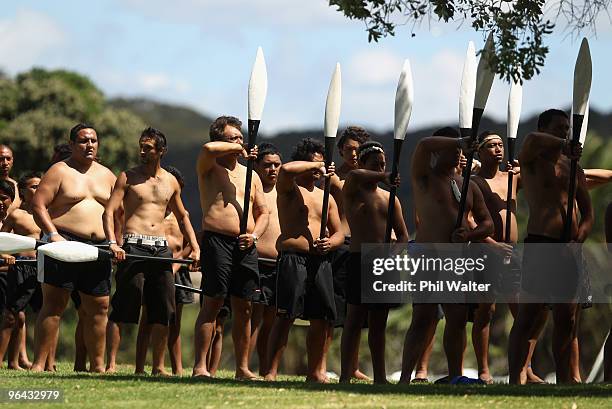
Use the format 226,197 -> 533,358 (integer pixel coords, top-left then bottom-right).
1,364 -> 611,408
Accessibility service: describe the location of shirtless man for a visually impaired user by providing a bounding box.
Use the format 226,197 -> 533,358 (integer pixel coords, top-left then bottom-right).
508,109 -> 593,384
399,127 -> 493,383
340,141 -> 410,384
0,181 -> 16,355
104,127 -> 200,376
265,138 -> 344,383
31,123 -> 116,373
0,145 -> 20,216
0,173 -> 42,370
468,132 -> 521,383
132,166 -> 194,376
249,143 -> 281,376
604,202 -> 612,383
328,126 -> 370,381
192,116 -> 269,379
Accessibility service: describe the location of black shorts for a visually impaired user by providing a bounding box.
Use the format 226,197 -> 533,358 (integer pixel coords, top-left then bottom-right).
276,251 -> 336,322
346,252 -> 395,311
330,238 -> 350,326
39,230 -> 111,297
201,231 -> 260,301
109,243 -> 175,326
0,270 -> 7,313
473,246 -> 521,302
6,260 -> 42,313
255,258 -> 277,306
175,266 -> 194,305
522,234 -> 583,301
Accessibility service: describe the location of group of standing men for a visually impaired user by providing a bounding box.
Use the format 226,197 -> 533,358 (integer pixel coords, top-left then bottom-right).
0,107 -> 611,384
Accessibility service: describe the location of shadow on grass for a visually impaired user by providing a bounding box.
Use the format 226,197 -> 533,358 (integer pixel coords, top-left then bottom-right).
31,371 -> 612,398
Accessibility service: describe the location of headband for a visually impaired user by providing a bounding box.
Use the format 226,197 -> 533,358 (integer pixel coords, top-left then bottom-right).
358,146 -> 384,160
477,134 -> 502,150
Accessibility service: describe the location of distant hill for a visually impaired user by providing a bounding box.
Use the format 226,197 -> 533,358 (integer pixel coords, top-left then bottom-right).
109,98 -> 214,148
112,97 -> 612,229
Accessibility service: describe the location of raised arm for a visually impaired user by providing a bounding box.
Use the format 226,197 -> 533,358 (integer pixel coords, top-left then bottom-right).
585,168 -> 612,190
276,161 -> 324,194
519,132 -> 574,164
412,136 -> 472,179
344,169 -> 388,197
31,164 -> 63,240
196,141 -> 245,175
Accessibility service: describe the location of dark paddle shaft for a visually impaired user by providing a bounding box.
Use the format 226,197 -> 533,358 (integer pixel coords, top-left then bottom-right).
563,113 -> 584,242
504,138 -> 516,243
0,259 -> 37,265
98,249 -> 193,265
174,283 -> 202,294
385,138 -> 404,243
240,119 -> 260,235
455,107 -> 484,229
319,137 -> 336,238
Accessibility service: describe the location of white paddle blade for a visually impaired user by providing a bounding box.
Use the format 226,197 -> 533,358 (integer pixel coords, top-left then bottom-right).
459,41 -> 478,128
324,63 -> 342,138
394,59 -> 414,141
572,38 -> 592,116
0,232 -> 37,253
577,100 -> 590,145
506,79 -> 523,140
37,242 -> 100,263
248,46 -> 268,121
474,32 -> 496,110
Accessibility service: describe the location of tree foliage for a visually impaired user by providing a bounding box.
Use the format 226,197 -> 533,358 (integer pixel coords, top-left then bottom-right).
0,68 -> 146,174
329,0 -> 610,82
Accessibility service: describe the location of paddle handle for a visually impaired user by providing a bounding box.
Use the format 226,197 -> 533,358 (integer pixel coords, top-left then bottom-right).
0,259 -> 37,266
504,138 -> 515,243
385,139 -> 404,243
454,107 -> 483,230
175,283 -> 202,294
563,114 -> 584,242
240,119 -> 260,235
319,137 -> 336,239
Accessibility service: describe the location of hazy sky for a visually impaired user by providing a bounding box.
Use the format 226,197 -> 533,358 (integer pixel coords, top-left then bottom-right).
1,1 -> 610,134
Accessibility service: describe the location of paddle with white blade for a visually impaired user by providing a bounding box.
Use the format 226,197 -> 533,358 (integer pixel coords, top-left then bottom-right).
319,63 -> 342,239
0,232 -> 192,264
563,38 -> 592,242
455,36 -> 496,229
504,78 -> 522,244
240,46 -> 268,235
0,232 -> 110,253
384,59 -> 414,243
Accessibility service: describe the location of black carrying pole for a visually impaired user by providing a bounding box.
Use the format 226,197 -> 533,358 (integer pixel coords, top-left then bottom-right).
98,248 -> 193,265
454,107 -> 484,229
240,119 -> 260,235
384,138 -> 404,243
563,114 -> 584,242
504,138 -> 516,243
319,137 -> 335,238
